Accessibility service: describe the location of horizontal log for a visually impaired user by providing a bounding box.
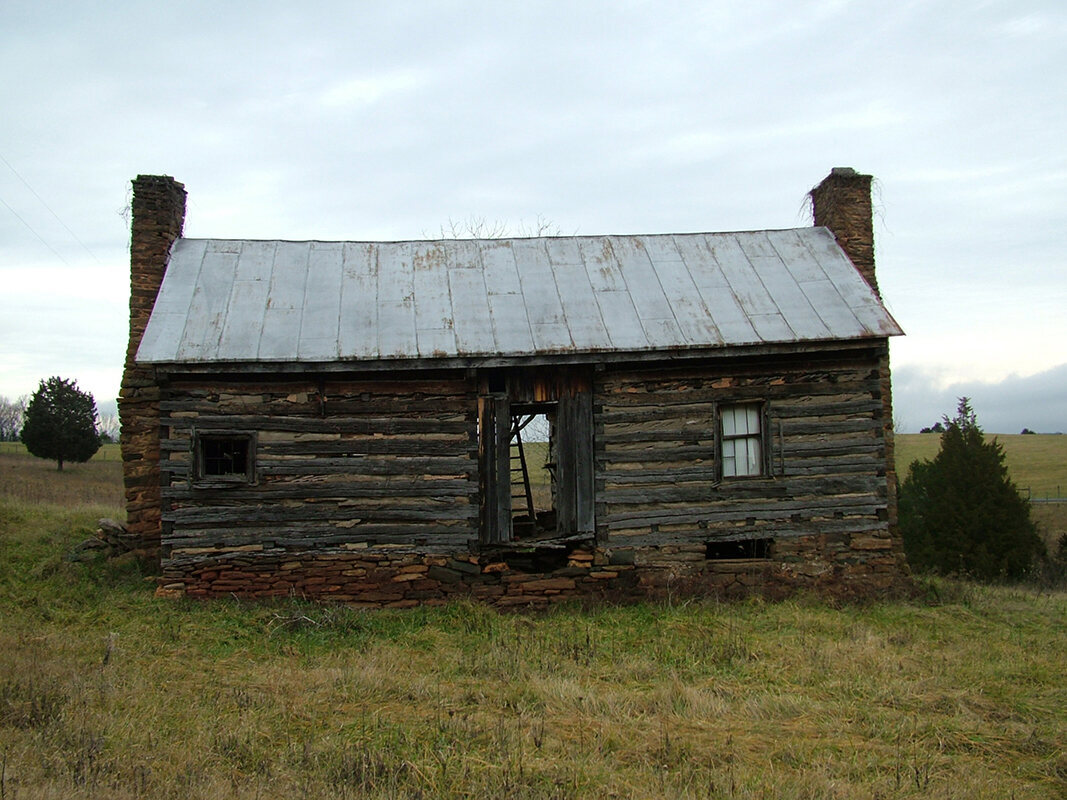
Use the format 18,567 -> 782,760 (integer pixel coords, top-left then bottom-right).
606,518 -> 887,546
163,480 -> 475,502
162,414 -> 472,435
169,503 -> 478,526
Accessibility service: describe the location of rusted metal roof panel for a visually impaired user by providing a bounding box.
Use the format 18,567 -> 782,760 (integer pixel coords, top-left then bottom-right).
137,227 -> 902,365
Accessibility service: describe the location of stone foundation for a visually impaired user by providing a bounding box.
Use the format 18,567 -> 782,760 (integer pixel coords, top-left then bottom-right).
157,534 -> 911,607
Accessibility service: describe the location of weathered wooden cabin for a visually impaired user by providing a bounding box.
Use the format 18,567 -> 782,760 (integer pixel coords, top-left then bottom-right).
120,168 -> 908,606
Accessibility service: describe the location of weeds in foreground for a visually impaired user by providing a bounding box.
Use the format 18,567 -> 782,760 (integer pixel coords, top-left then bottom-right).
1,502 -> 1065,800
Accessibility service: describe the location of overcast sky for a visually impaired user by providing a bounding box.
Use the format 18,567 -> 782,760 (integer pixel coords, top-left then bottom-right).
1,1 -> 1064,432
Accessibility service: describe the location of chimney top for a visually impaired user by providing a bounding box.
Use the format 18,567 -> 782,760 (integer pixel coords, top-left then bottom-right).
810,168 -> 877,297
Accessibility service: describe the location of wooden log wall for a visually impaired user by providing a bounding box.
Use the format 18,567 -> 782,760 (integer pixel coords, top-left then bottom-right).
594,348 -> 902,578
159,375 -> 479,571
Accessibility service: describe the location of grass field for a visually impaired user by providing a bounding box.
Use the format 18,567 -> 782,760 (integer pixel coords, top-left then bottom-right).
1,442 -> 1066,797
895,434 -> 1067,500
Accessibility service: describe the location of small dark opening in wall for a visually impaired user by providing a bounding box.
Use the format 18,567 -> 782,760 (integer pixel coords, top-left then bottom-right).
705,538 -> 773,560
198,435 -> 253,480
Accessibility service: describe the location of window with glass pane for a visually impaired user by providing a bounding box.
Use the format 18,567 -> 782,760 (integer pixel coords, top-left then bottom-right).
721,404 -> 763,477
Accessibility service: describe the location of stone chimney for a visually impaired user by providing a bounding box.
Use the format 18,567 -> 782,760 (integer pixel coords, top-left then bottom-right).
119,175 -> 186,557
810,167 -> 878,297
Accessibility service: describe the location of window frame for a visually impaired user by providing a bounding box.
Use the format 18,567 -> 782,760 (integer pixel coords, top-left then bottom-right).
717,402 -> 768,480
192,429 -> 258,487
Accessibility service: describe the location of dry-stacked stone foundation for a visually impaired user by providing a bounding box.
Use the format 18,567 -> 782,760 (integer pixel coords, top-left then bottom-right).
157,536 -> 909,607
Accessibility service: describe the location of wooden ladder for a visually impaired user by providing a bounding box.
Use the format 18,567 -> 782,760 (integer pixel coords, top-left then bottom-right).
509,414 -> 537,537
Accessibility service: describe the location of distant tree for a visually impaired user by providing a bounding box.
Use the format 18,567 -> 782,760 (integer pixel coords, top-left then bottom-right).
1020,428 -> 1036,435
429,214 -> 565,240
899,398 -> 1045,580
97,412 -> 120,443
20,377 -> 101,470
918,421 -> 945,434
0,395 -> 27,441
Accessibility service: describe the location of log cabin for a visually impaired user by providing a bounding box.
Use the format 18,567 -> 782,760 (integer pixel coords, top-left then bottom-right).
120,168 -> 909,606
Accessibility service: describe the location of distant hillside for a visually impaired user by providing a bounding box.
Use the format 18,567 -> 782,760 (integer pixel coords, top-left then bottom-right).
895,433 -> 1067,498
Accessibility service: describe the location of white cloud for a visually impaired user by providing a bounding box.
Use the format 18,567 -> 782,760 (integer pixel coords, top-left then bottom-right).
317,69 -> 428,109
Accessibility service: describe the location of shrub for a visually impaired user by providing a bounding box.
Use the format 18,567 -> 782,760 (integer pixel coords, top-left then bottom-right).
899,398 -> 1045,580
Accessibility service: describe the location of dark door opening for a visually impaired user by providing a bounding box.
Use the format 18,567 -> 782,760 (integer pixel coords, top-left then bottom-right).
479,377 -> 594,545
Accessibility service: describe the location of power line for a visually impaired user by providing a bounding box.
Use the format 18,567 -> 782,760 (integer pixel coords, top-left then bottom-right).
0,152 -> 100,262
0,192 -> 72,267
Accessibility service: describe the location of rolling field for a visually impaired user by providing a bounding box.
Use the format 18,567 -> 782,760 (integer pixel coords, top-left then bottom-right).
895,434 -> 1067,499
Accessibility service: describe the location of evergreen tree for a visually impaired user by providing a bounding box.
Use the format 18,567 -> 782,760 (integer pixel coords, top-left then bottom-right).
899,398 -> 1045,580
20,377 -> 101,471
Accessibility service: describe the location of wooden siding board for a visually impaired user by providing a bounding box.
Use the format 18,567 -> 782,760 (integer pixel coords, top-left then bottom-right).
594,358 -> 889,547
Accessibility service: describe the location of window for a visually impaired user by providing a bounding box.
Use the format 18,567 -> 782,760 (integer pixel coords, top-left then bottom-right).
720,403 -> 763,478
194,431 -> 256,485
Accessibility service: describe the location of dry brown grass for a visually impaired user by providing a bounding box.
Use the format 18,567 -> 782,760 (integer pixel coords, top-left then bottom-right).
0,442 -> 124,517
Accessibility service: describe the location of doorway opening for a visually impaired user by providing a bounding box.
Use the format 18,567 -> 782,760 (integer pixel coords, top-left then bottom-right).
509,406 -> 557,539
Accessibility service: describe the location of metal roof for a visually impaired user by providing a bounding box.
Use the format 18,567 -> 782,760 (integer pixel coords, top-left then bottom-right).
136,227 -> 901,365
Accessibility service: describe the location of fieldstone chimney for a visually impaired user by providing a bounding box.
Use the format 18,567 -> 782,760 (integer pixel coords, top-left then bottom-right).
119,175 -> 186,558
810,167 -> 878,297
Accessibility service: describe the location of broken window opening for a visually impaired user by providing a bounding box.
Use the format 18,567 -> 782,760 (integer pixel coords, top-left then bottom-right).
194,431 -> 256,485
705,538 -> 773,560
